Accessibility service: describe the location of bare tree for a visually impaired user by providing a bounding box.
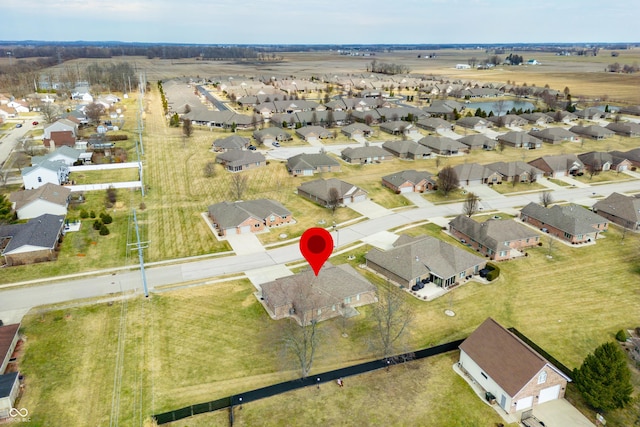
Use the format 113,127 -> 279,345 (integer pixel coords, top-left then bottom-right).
40,102 -> 60,124
546,235 -> 555,257
437,165 -> 459,197
370,281 -> 413,359
586,160 -> 601,179
85,102 -> 105,124
492,99 -> 506,117
497,139 -> 506,153
540,191 -> 553,207
462,192 -> 480,217
182,118 -> 193,138
327,187 -> 340,213
229,173 -> 249,200
203,161 -> 216,178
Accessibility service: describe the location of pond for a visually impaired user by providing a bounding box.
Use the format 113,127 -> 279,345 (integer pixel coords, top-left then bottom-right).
464,100 -> 536,116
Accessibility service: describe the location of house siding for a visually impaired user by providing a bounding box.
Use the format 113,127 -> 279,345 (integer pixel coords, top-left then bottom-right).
4,248 -> 58,266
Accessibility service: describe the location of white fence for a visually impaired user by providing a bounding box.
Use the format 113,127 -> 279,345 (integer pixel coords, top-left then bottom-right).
67,181 -> 143,192
69,162 -> 140,172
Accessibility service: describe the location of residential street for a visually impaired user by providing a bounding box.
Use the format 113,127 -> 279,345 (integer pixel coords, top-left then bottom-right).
1,177 -> 639,323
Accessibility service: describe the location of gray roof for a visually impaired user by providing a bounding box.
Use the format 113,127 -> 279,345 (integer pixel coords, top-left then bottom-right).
458,134 -> 496,149
213,135 -> 250,150
578,151 -> 627,168
296,125 -> 333,138
606,122 -> 640,136
261,263 -> 375,311
528,127 -> 578,142
416,117 -> 453,130
208,199 -> 291,228
487,161 -> 543,178
453,163 -> 493,181
287,153 -> 340,171
298,178 -> 366,200
379,120 -> 413,133
216,150 -> 265,167
487,114 -> 528,126
365,235 -> 485,282
382,170 -> 436,187
529,154 -> 583,174
520,202 -> 608,235
423,100 -> 464,115
341,122 -> 374,134
519,112 -> 552,123
569,125 -> 614,138
497,131 -> 542,146
10,183 -> 71,210
593,192 -> 640,226
456,117 -> 491,127
0,372 -> 19,399
253,127 -> 292,141
0,214 -> 65,254
341,146 -> 391,160
418,135 -> 467,152
449,215 -> 539,253
22,159 -> 67,177
382,140 -> 431,156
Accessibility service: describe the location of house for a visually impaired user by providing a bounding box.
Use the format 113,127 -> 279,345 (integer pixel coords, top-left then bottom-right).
528,154 -> 584,177
215,150 -> 266,172
610,148 -> 640,168
496,131 -> 542,149
528,128 -> 580,144
453,163 -> 501,186
455,64 -> 471,69
365,235 -> 486,289
341,123 -> 375,139
341,146 -> 392,164
208,199 -> 292,236
418,136 -> 468,155
21,160 -> 70,190
458,134 -> 496,150
519,113 -> 553,126
286,153 -> 341,176
0,324 -> 20,374
350,109 -> 382,125
44,119 -> 78,140
606,122 -> 640,137
520,202 -> 609,244
382,170 -> 437,193
379,121 -> 419,137
33,146 -> 83,166
456,117 -> 492,131
486,161 -> 544,183
10,183 -> 71,220
45,130 -> 76,149
382,140 -> 431,159
545,110 -> 578,124
416,117 -> 454,132
569,125 -> 614,140
488,114 -> 528,128
449,216 -> 540,260
252,128 -> 292,146
0,372 -> 20,420
260,263 -> 377,325
424,100 -> 465,119
297,178 -> 367,207
212,135 -> 250,152
7,99 -> 29,113
0,214 -> 65,266
619,105 -> 640,116
459,318 -> 570,414
574,107 -> 608,121
592,192 -> 640,231
578,151 -> 631,173
295,126 -> 334,142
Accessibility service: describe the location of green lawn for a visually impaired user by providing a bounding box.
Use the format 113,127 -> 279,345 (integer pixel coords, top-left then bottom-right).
14,224 -> 640,426
71,167 -> 140,185
489,181 -> 547,194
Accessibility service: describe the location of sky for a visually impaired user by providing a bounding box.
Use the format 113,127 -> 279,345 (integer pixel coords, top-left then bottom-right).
1,0 -> 638,45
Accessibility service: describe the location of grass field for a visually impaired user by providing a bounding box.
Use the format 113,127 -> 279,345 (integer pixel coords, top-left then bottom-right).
15,222 -> 640,426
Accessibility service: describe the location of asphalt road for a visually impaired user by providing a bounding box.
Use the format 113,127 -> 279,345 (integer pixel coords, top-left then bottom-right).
1,178 -> 639,323
0,119 -> 37,168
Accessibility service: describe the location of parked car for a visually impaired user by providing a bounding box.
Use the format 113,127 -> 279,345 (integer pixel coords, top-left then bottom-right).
32,121 -> 39,125
15,123 -> 22,128
248,145 -> 257,151
272,142 -> 280,147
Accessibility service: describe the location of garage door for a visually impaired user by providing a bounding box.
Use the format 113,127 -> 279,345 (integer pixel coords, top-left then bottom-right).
618,165 -> 627,171
538,384 -> 560,404
239,225 -> 251,234
352,195 -> 367,203
399,186 -> 413,193
516,396 -> 534,411
307,137 -> 318,143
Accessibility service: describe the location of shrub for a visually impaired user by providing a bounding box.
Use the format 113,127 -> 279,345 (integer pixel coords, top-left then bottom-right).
616,329 -> 628,342
106,134 -> 128,141
80,209 -> 89,219
90,210 -> 96,218
139,202 -> 146,210
93,220 -> 103,230
99,225 -> 110,236
486,262 -> 500,281
100,213 -> 113,224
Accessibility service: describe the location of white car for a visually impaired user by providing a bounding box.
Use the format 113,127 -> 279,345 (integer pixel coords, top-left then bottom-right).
272,142 -> 280,147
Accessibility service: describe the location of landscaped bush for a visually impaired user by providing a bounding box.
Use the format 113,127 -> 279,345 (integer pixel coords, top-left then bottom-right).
80,209 -> 89,219
99,225 -> 110,236
100,213 -> 113,224
486,262 -> 500,281
89,210 -> 96,218
106,134 -> 128,141
93,220 -> 103,230
616,329 -> 628,342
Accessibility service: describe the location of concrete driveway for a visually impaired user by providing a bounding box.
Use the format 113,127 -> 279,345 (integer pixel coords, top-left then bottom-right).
245,265 -> 293,290
533,399 -> 595,427
402,192 -> 433,208
348,200 -> 392,218
226,233 -> 266,255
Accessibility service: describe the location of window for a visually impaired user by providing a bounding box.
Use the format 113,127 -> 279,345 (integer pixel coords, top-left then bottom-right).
500,251 -> 507,257
269,215 -> 275,222
344,297 -> 351,304
254,223 -> 260,228
481,372 -> 488,380
538,371 -> 547,384
459,272 -> 465,278
564,232 -> 571,239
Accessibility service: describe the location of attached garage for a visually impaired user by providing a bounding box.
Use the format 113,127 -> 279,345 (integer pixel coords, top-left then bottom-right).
352,194 -> 367,203
516,395 -> 534,411
239,225 -> 251,234
399,186 -> 413,194
538,384 -> 561,404
306,136 -> 318,143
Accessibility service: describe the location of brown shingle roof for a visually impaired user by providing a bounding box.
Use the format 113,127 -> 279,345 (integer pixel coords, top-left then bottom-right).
0,323 -> 20,367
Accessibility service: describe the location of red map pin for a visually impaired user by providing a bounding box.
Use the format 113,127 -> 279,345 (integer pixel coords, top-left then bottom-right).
300,227 -> 334,276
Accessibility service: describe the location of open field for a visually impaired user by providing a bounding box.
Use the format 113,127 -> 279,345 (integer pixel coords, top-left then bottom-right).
15,223 -> 640,426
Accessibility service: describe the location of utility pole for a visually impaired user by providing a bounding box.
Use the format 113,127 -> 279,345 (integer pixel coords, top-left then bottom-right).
128,209 -> 149,297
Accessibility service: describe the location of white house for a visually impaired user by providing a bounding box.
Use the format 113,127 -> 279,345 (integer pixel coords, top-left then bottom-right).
39,146 -> 83,166
0,372 -> 20,419
21,160 -> 70,190
459,318 -> 570,414
456,64 -> 471,70
6,100 -> 29,113
44,119 -> 78,140
10,183 -> 71,219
